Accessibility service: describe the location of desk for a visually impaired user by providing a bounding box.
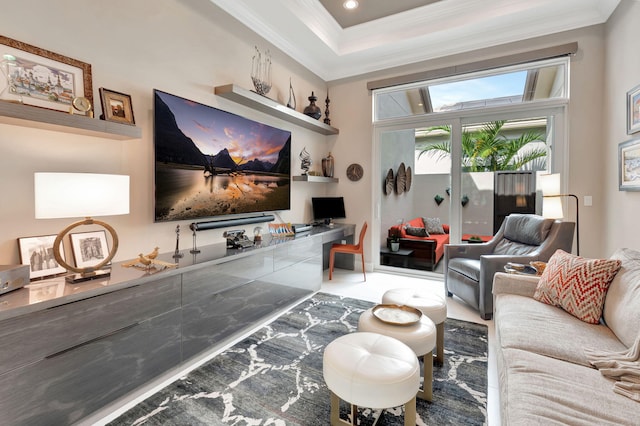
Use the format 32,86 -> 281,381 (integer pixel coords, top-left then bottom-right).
380,247 -> 414,268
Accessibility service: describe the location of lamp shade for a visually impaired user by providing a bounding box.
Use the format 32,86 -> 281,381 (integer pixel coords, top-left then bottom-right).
539,173 -> 561,196
542,197 -> 564,219
35,173 -> 130,219
539,173 -> 563,219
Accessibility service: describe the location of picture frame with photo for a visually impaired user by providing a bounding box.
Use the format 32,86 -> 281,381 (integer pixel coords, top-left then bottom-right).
627,83 -> 640,135
619,138 -> 640,191
99,87 -> 135,125
70,230 -> 110,269
0,35 -> 92,112
17,234 -> 66,279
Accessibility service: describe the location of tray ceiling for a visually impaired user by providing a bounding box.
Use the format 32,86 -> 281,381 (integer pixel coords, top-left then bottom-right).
210,0 -> 620,81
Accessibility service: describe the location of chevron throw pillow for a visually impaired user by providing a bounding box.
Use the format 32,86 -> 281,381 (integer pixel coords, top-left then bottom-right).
533,249 -> 622,324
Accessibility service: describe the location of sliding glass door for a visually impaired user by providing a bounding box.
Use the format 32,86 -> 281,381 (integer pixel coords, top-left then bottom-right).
374,106 -> 565,276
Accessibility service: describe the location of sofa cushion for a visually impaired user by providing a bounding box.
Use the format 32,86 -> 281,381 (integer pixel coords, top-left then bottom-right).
406,217 -> 424,228
422,217 -> 445,234
447,258 -> 481,281
503,214 -> 553,245
495,293 -> 626,367
498,348 -> 640,426
405,226 -> 429,237
493,239 -> 540,256
533,250 -> 622,324
603,248 -> 640,348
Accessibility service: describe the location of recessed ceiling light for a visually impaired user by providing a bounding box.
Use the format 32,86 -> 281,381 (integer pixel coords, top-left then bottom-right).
343,0 -> 359,10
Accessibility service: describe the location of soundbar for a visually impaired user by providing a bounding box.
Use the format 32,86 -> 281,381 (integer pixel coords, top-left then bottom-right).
190,214 -> 275,231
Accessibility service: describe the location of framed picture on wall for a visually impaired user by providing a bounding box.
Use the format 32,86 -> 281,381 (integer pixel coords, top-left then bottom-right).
0,35 -> 92,112
17,234 -> 66,279
618,138 -> 640,191
627,83 -> 640,134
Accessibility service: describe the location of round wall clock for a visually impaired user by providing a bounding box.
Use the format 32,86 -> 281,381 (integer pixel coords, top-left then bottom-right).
346,163 -> 364,181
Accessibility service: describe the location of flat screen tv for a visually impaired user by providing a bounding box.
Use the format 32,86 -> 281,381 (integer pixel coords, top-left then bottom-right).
153,89 -> 291,222
312,197 -> 346,224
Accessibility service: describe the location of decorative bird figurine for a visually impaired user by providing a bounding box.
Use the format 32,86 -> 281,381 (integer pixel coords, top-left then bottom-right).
145,246 -> 160,260
137,253 -> 152,266
121,247 -> 177,270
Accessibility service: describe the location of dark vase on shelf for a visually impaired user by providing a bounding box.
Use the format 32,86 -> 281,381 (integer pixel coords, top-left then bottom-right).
303,91 -> 322,120
322,152 -> 334,178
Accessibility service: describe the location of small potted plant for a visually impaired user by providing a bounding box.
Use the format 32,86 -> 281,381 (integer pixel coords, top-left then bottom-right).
388,228 -> 401,252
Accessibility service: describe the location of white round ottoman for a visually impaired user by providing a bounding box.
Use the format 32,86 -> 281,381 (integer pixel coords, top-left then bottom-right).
358,307 -> 436,402
382,288 -> 447,364
323,332 -> 420,426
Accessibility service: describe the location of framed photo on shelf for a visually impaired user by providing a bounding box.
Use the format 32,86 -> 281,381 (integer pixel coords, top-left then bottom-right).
70,230 -> 110,269
17,234 -> 66,279
618,138 -> 640,191
627,83 -> 640,135
0,35 -> 92,112
99,87 -> 135,125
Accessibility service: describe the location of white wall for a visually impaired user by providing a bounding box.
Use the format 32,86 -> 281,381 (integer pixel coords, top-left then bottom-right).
0,0 -> 334,264
603,0 -> 640,255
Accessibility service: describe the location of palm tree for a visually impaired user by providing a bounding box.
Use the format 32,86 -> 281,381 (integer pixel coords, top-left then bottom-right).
418,120 -> 547,172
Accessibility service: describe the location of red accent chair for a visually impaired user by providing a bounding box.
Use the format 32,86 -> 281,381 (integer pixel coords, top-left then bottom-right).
329,222 -> 368,281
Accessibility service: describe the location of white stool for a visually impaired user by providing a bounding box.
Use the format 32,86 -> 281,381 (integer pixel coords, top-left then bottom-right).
358,308 -> 436,401
382,288 -> 447,364
323,332 -> 420,426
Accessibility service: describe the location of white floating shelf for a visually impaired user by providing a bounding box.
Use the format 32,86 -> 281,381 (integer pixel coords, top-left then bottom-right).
214,84 -> 339,136
292,175 -> 339,183
0,100 -> 141,140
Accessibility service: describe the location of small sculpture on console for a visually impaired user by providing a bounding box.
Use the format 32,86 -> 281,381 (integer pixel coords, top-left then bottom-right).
173,225 -> 184,259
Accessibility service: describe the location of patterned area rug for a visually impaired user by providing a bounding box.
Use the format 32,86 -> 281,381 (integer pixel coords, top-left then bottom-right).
110,292 -> 487,425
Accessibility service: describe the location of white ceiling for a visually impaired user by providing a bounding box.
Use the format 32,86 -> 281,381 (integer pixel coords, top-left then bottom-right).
210,0 -> 620,81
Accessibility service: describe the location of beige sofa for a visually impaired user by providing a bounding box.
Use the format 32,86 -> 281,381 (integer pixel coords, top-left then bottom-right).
493,248 -> 640,425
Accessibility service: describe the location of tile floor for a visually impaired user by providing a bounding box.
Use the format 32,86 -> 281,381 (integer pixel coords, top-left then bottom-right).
321,268 -> 500,426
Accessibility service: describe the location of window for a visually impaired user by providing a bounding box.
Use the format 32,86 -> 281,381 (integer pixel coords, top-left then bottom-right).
374,59 -> 567,121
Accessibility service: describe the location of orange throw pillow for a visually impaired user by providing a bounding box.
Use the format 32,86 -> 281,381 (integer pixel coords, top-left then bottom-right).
533,249 -> 622,324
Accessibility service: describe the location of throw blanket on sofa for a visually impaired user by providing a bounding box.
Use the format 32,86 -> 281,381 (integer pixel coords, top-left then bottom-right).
585,336 -> 640,401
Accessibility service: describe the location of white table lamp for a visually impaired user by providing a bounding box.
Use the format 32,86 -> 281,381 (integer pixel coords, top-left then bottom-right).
34,172 -> 130,282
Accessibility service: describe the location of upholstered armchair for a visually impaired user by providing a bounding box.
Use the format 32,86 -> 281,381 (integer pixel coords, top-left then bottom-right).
444,214 -> 575,320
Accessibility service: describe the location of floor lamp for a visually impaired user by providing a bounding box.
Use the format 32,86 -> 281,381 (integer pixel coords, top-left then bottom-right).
539,173 -> 580,256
